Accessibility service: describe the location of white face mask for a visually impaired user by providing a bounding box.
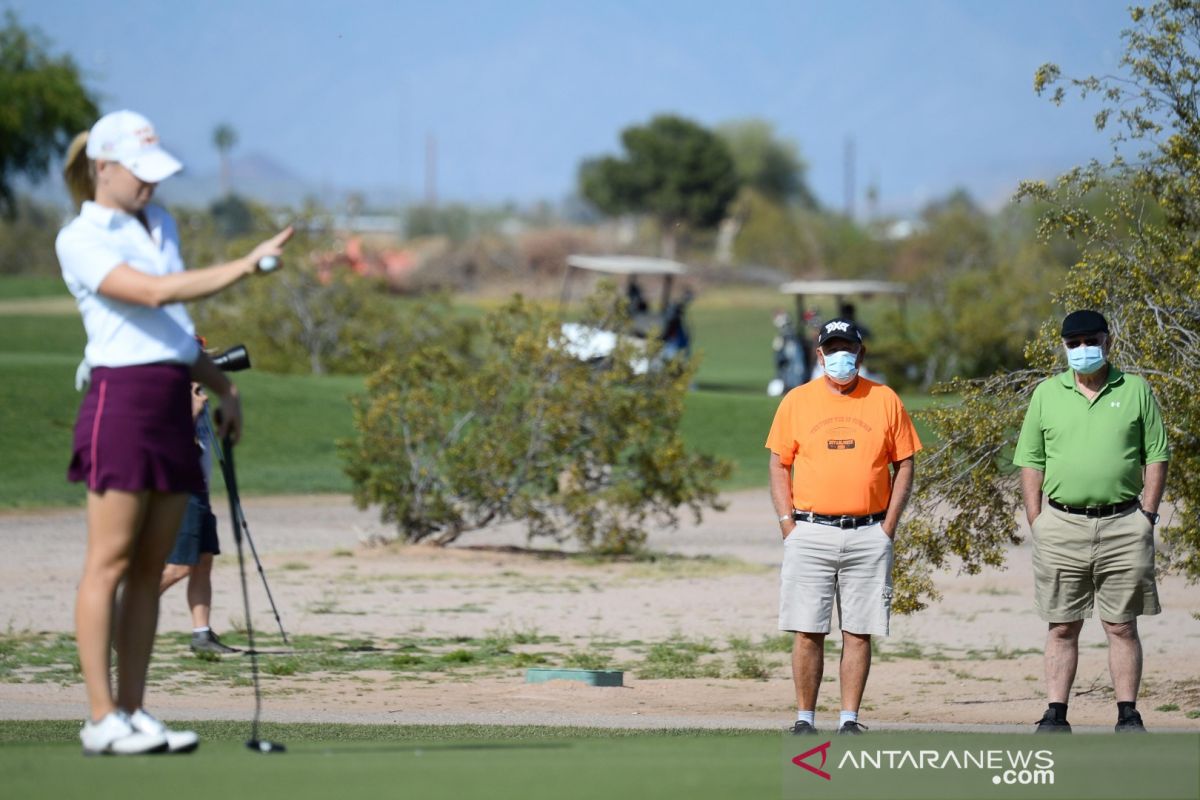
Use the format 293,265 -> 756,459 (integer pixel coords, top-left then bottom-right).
822,350 -> 859,384
1065,343 -> 1105,374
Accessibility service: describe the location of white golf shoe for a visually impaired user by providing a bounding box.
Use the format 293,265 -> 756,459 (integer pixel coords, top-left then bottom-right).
129,709 -> 199,754
80,711 -> 168,755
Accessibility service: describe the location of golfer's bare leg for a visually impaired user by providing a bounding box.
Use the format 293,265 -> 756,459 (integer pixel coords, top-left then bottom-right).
160,563 -> 190,595
114,492 -> 187,712
792,632 -> 825,709
1045,620 -> 1083,703
839,632 -> 871,712
1101,619 -> 1142,702
187,553 -> 215,629
76,490 -> 146,721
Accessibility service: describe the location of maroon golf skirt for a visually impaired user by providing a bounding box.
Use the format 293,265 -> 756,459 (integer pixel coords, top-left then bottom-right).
68,363 -> 205,494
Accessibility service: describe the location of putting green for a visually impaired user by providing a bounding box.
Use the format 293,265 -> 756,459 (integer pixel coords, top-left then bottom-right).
0,722 -> 777,800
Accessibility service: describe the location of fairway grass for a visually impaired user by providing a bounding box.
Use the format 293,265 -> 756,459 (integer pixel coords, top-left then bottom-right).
0,294 -> 937,507
4,721 -> 1197,800
1,721 -> 779,800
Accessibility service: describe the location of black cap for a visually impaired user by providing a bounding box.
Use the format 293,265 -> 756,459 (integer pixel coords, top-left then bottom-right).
816,317 -> 864,347
1061,310 -> 1109,338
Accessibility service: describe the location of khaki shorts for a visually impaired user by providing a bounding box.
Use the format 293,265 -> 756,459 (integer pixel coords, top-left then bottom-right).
779,520 -> 894,636
1031,505 -> 1161,623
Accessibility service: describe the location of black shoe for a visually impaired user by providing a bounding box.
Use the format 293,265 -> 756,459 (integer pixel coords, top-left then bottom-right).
190,630 -> 238,655
837,721 -> 868,735
1035,709 -> 1072,733
789,720 -> 818,735
1115,709 -> 1147,733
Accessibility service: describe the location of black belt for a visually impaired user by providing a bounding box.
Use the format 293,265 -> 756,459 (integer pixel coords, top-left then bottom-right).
1047,498 -> 1138,518
793,510 -> 887,530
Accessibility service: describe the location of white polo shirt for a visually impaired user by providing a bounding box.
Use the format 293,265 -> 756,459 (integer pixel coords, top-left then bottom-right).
56,201 -> 200,367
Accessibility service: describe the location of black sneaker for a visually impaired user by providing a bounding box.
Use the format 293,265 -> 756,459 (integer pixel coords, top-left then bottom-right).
190,630 -> 238,655
1035,709 -> 1072,734
789,720 -> 818,735
837,721 -> 868,735
1115,709 -> 1147,733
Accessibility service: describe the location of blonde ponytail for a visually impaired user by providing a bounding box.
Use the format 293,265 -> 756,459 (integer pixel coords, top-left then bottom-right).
63,131 -> 95,210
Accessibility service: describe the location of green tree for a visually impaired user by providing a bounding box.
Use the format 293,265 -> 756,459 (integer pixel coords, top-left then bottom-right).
0,12 -> 97,215
895,1 -> 1200,614
185,202 -> 403,375
340,286 -> 731,552
213,123 -> 237,196
579,114 -> 738,258
716,119 -> 816,208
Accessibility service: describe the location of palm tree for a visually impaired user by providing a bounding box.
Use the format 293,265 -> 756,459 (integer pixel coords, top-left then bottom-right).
213,123 -> 238,196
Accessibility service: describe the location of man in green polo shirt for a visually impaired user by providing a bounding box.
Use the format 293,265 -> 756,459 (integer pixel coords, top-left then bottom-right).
1014,310 -> 1169,734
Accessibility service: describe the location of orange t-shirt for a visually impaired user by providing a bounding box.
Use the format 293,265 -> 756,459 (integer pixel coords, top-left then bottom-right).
765,377 -> 922,516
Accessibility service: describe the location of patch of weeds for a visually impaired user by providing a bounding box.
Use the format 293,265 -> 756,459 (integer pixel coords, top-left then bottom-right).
965,645 -> 1038,661
332,548 -> 354,558
636,637 -> 721,679
441,649 -> 476,664
426,603 -> 487,614
761,633 -> 793,653
564,650 -> 612,670
1155,703 -> 1180,712
264,658 -> 300,677
281,561 -> 311,571
305,597 -> 338,614
726,635 -> 754,652
512,652 -> 548,667
729,651 -> 771,680
879,641 -> 923,661
1186,710 -> 1200,719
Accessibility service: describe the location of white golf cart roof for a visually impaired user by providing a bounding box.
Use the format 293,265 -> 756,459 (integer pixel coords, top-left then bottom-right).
566,255 -> 688,277
779,279 -> 906,296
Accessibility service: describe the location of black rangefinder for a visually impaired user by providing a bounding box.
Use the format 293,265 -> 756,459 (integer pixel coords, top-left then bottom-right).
212,344 -> 251,372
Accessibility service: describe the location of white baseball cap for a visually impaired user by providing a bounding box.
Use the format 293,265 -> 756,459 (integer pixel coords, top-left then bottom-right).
86,110 -> 182,183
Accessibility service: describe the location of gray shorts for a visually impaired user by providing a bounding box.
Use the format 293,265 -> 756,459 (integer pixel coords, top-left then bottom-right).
779,519 -> 894,636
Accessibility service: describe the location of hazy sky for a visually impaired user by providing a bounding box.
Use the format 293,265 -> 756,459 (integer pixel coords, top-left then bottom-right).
9,0 -> 1133,214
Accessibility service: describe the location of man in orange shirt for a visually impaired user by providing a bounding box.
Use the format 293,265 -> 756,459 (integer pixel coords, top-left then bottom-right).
766,317 -> 921,736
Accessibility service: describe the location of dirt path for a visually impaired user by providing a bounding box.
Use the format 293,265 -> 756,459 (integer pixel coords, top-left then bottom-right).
2,490 -> 1198,731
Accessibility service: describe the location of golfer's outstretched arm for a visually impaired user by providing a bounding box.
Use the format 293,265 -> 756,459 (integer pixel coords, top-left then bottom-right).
96,227 -> 293,308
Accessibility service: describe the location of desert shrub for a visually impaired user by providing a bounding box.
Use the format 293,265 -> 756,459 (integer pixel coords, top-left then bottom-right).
339,285 -> 730,553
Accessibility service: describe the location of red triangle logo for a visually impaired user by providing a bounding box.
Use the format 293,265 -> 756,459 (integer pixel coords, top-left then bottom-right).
791,740 -> 832,781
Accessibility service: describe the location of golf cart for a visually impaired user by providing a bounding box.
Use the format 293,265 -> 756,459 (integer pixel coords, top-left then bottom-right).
558,254 -> 693,372
769,279 -> 907,396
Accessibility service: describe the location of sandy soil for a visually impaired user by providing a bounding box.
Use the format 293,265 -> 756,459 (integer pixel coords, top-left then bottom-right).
2,489 -> 1198,732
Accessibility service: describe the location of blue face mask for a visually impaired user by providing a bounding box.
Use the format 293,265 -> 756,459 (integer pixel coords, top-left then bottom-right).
1066,344 -> 1106,374
822,350 -> 859,384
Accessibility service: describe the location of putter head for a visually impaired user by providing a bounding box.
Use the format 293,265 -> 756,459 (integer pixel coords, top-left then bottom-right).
247,739 -> 286,754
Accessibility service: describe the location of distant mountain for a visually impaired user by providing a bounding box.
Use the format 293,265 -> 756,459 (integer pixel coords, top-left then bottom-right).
157,151 -> 411,210
19,151 -> 410,212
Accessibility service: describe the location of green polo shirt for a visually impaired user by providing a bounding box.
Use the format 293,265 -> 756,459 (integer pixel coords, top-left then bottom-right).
1013,365 -> 1169,506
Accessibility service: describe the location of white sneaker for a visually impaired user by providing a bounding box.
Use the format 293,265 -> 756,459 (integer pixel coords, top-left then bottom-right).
80,711 -> 168,755
129,709 -> 200,754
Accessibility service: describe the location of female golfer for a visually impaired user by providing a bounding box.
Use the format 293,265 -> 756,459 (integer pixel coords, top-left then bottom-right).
58,110 -> 291,755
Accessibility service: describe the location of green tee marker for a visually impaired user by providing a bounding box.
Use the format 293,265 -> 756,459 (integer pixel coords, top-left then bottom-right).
525,668 -> 624,687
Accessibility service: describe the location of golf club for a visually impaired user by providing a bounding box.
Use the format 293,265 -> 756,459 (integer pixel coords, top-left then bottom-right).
203,410 -> 289,644
215,418 -> 286,755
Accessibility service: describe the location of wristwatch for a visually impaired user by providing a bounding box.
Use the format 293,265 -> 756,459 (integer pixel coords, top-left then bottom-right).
1142,510 -> 1160,526
778,514 -> 793,524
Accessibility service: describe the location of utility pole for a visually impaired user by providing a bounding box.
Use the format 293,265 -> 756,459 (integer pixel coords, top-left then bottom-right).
843,135 -> 856,220
424,133 -> 437,208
